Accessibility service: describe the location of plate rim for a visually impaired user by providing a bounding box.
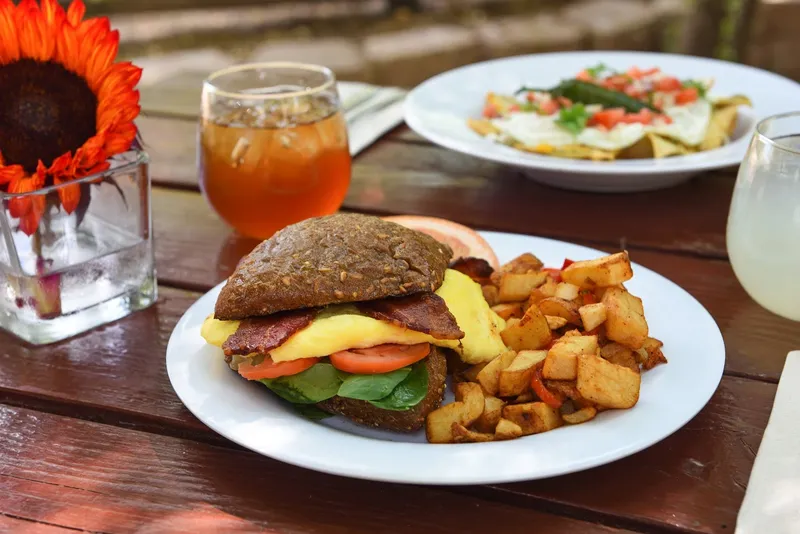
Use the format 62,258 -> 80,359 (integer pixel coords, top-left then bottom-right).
166,231 -> 726,485
403,50 -> 800,176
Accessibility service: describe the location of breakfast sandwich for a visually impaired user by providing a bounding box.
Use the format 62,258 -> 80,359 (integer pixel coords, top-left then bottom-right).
201,213 -> 507,432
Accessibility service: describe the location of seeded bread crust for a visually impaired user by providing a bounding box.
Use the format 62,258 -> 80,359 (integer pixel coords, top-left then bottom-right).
316,346 -> 447,432
215,213 -> 453,320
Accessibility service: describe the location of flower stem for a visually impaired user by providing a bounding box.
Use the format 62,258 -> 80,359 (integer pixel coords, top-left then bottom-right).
30,228 -> 62,320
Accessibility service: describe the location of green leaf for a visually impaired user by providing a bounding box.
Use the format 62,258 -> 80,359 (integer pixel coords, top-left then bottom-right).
293,404 -> 333,421
586,62 -> 612,78
368,362 -> 429,411
260,362 -> 342,404
555,103 -> 590,135
682,79 -> 707,98
337,368 -> 412,401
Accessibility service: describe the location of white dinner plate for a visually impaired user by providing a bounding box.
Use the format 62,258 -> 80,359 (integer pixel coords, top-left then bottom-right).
167,231 -> 725,485
404,51 -> 800,193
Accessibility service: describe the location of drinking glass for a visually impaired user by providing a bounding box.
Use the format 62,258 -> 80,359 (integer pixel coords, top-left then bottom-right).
727,112 -> 800,321
199,62 -> 352,240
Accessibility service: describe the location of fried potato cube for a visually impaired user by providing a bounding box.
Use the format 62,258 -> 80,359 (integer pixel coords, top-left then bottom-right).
497,272 -> 548,303
455,382 -> 485,424
576,353 -> 641,409
528,277 -> 558,305
426,384 -> 485,444
458,362 -> 488,383
554,282 -> 580,301
494,418 -> 524,440
498,350 -> 547,397
451,423 -> 495,443
544,379 -> 589,406
538,297 -> 581,325
561,252 -> 634,289
482,285 -> 499,306
513,391 -> 535,404
602,287 -> 648,350
543,335 -> 598,380
600,342 -> 639,373
579,302 -> 607,332
502,402 -> 563,435
506,317 -> 520,329
641,337 -> 668,370
545,315 -> 568,330
500,304 -> 552,351
492,303 -> 524,321
476,350 -> 517,396
500,253 -> 544,274
562,406 -> 598,425
426,403 -> 465,443
474,396 -> 506,433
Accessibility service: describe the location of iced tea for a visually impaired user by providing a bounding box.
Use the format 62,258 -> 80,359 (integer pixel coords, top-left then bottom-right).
199,63 -> 351,239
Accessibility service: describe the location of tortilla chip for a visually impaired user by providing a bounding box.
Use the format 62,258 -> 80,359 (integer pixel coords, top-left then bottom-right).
701,105 -> 739,151
617,136 -> 654,159
712,95 -> 752,109
648,134 -> 690,158
516,142 -> 616,161
486,92 -> 521,117
468,118 -> 501,137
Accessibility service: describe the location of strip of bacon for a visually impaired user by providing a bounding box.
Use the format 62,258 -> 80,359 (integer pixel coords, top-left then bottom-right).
222,309 -> 317,356
357,292 -> 464,340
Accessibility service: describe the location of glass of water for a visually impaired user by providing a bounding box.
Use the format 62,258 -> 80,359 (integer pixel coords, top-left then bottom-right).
727,112 -> 800,321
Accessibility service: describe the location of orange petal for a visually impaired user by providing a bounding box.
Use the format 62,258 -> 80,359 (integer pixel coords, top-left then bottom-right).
17,4 -> 55,62
40,0 -> 65,26
47,152 -> 73,177
18,193 -> 45,236
54,177 -> 81,214
66,0 -> 85,27
7,176 -> 36,218
104,123 -> 138,155
85,30 -> 119,92
97,62 -> 142,102
55,20 -> 79,72
0,1 -> 20,64
0,164 -> 24,186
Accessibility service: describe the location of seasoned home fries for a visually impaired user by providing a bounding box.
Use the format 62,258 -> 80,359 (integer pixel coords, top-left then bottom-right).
468,64 -> 751,161
425,251 -> 668,444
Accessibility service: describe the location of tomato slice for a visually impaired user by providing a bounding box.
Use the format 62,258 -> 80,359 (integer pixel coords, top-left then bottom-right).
589,108 -> 625,129
482,103 -> 499,118
238,356 -> 319,380
330,343 -> 431,374
576,69 -> 592,81
654,77 -> 681,92
675,87 -> 698,105
619,109 -> 654,125
539,99 -> 559,115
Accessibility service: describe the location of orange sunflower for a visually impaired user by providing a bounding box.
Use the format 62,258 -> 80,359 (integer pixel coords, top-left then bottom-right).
0,0 -> 141,235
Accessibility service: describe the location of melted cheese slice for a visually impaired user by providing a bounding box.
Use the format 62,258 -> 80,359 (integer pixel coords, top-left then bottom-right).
201,269 -> 507,364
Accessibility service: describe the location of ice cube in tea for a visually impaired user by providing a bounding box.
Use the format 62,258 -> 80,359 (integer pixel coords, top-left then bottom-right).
199,91 -> 351,239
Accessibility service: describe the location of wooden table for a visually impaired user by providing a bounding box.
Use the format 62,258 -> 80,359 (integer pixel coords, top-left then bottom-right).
2,112 -> 797,534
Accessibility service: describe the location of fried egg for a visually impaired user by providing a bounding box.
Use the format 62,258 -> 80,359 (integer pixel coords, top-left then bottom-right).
490,98 -> 713,151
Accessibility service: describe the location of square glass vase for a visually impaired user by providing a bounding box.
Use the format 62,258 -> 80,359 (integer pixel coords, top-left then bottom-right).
0,150 -> 157,345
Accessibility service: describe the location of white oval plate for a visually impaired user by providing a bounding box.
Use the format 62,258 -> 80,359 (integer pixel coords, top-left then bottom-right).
167,231 -> 725,485
404,51 -> 800,192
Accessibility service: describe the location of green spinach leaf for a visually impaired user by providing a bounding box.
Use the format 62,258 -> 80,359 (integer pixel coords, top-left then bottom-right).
293,404 -> 334,420
338,367 -> 412,401
260,362 -> 342,404
369,362 -> 429,411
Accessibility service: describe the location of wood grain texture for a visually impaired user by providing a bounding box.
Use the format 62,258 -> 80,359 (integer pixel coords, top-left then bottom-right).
0,405 -> 635,534
0,287 -> 776,534
147,187 -> 800,381
0,515 -> 73,533
139,116 -> 736,258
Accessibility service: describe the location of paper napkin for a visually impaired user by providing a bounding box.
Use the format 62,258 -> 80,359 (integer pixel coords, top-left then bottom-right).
737,351 -> 800,533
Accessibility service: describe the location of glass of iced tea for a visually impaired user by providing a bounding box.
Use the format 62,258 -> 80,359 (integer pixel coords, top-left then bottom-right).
199,62 -> 351,239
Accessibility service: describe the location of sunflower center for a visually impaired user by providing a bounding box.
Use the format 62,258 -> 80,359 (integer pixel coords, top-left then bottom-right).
0,59 -> 97,174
